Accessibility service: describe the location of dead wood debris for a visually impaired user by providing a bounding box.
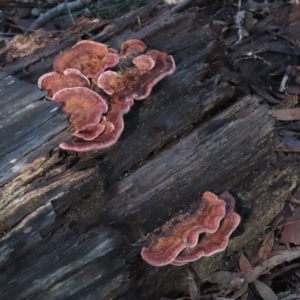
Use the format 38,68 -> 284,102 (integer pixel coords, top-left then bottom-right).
27,0 -> 93,32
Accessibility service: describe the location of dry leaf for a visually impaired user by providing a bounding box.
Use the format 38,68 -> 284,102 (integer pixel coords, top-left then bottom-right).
222,248 -> 300,296
257,231 -> 274,262
245,247 -> 300,283
285,85 -> 300,95
206,271 -> 238,285
277,135 -> 300,152
280,208 -> 300,245
188,270 -> 200,300
230,283 -> 248,299
239,253 -> 253,274
254,280 -> 278,300
269,108 -> 300,121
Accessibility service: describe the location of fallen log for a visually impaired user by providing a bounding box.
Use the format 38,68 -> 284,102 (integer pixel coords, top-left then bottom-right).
0,0 -> 299,298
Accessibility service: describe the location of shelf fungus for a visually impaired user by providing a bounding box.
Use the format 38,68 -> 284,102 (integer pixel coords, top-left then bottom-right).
98,49 -> 176,102
141,191 -> 241,267
38,39 -> 175,152
53,40 -> 120,78
120,39 -> 147,57
52,87 -> 108,135
59,99 -> 133,152
38,68 -> 90,99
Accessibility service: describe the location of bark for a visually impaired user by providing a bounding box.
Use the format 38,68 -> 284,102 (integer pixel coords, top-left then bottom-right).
0,0 -> 299,298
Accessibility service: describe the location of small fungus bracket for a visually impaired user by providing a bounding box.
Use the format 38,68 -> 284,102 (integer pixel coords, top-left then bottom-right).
141,191 -> 241,267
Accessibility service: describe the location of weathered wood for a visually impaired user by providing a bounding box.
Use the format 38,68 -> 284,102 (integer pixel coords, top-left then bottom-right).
0,7 -> 235,231
0,0 -> 300,298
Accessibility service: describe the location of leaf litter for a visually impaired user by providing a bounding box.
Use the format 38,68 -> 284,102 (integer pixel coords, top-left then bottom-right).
178,200 -> 300,300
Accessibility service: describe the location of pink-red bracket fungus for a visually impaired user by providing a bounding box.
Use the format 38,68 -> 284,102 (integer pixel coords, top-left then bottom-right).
172,212 -> 241,266
52,87 -> 108,134
120,39 -> 147,57
133,55 -> 155,70
38,68 -> 90,99
141,191 -> 241,267
73,121 -> 106,141
98,49 -> 176,102
53,40 -> 119,78
140,236 -> 187,267
59,100 -> 133,152
38,38 -> 176,152
169,192 -> 226,248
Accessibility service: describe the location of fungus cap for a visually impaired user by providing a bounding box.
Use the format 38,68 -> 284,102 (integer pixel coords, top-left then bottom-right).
140,192 -> 226,267
53,40 -> 119,78
120,39 -> 147,57
97,50 -> 176,102
170,192 -> 226,248
38,69 -> 90,99
140,192 -> 240,267
73,122 -> 106,141
133,55 -> 155,70
141,236 -> 186,267
59,100 -> 133,152
172,212 -> 241,265
52,87 -> 108,133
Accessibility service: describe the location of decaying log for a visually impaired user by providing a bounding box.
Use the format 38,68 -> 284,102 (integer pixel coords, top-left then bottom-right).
0,0 -> 300,298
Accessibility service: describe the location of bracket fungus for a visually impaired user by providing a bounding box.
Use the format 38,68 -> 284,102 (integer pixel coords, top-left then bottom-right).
172,212 -> 241,266
98,49 -> 176,102
120,39 -> 147,57
59,100 -> 133,152
38,68 -> 90,99
140,191 -> 241,267
53,40 -> 119,78
52,87 -> 108,134
38,38 -> 175,152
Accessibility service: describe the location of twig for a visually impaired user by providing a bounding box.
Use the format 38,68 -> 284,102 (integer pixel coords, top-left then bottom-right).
171,0 -> 194,13
2,20 -> 36,32
235,0 -> 245,44
27,0 -> 92,32
0,31 -> 17,36
279,65 -> 292,92
65,0 -> 75,25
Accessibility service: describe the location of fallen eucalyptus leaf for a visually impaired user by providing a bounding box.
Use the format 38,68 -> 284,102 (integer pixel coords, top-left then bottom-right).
269,108 -> 300,121
239,253 -> 253,274
230,283 -> 248,299
188,270 -> 200,300
254,280 -> 277,300
257,231 -> 274,262
206,271 -> 238,285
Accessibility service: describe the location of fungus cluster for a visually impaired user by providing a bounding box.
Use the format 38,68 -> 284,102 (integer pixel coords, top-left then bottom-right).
38,39 -> 176,152
141,191 -> 241,267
